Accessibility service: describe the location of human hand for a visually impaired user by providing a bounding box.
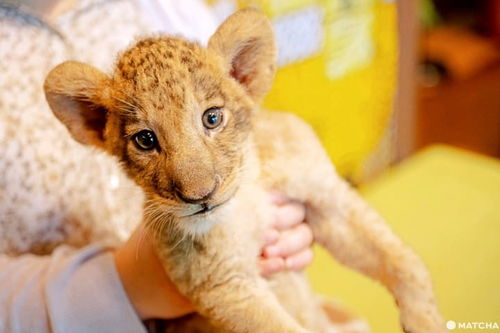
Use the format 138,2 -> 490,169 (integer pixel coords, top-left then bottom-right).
260,192 -> 313,276
114,192 -> 314,320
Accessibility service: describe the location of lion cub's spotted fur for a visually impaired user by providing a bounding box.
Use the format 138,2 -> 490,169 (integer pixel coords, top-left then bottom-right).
44,9 -> 447,333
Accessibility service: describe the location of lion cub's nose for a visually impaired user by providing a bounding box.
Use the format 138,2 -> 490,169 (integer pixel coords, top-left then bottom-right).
174,182 -> 217,204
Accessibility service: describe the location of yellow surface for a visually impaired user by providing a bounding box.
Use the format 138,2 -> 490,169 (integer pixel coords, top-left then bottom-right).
262,0 -> 397,180
307,145 -> 500,332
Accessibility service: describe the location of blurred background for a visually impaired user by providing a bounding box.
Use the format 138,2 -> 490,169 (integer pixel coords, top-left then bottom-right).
205,1 -> 500,332
206,0 -> 500,181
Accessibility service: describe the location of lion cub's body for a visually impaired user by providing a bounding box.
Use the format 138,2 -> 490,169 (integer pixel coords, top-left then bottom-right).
162,111 -> 367,333
44,9 -> 447,333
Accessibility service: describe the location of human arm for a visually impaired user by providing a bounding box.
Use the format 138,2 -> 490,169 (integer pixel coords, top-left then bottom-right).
0,246 -> 146,333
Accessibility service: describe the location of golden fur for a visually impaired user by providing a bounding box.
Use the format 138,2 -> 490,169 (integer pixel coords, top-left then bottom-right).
44,9 -> 447,333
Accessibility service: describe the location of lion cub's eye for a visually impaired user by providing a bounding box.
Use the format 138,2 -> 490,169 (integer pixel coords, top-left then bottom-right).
202,107 -> 223,129
132,130 -> 157,151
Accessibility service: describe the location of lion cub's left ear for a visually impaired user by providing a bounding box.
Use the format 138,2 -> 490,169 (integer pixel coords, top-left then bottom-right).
208,8 -> 276,103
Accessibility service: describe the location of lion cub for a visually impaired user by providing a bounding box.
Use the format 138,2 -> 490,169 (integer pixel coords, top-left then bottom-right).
44,9 -> 447,333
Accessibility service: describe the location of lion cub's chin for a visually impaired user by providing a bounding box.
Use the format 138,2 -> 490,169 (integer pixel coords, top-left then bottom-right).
179,197 -> 237,237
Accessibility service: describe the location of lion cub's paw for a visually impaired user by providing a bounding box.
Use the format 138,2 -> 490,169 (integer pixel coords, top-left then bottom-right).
401,311 -> 449,333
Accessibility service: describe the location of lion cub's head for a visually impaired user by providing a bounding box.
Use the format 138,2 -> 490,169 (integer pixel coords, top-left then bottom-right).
44,9 -> 275,228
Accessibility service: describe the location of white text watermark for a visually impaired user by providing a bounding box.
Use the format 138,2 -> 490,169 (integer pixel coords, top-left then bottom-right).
446,320 -> 500,330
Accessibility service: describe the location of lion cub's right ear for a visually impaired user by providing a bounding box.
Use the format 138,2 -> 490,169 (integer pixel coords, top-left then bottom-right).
208,8 -> 276,103
44,61 -> 111,148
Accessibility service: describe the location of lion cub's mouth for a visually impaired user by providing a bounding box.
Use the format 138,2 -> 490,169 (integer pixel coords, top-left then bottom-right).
191,202 -> 224,216
179,186 -> 239,218
182,197 -> 231,217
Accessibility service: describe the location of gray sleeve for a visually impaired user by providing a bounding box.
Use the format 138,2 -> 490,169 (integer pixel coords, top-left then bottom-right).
0,245 -> 147,333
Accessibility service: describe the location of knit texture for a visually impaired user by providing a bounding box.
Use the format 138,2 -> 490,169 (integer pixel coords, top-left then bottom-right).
0,0 -> 155,255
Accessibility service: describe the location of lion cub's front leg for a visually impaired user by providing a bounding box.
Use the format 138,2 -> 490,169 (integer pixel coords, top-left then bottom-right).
153,204 -> 310,333
255,112 -> 447,333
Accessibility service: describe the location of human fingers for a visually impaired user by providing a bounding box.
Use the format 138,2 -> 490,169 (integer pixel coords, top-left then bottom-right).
262,223 -> 313,258
272,200 -> 306,231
